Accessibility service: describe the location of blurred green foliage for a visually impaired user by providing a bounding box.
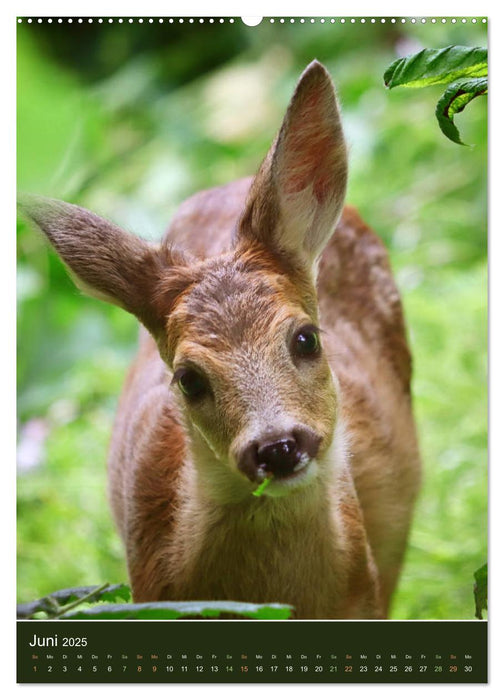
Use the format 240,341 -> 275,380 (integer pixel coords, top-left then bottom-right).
17,18 -> 487,618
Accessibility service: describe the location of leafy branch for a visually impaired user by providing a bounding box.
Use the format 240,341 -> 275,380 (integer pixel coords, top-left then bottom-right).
473,563 -> 487,619
16,583 -> 131,619
384,45 -> 488,145
17,584 -> 293,620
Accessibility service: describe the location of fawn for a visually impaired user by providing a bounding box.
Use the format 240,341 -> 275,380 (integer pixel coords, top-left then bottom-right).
20,61 -> 421,619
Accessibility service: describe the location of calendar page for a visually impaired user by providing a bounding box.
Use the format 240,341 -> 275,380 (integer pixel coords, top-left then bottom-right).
16,12 -> 488,684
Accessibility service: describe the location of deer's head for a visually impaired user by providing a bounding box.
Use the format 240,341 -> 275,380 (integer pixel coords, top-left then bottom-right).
19,61 -> 348,502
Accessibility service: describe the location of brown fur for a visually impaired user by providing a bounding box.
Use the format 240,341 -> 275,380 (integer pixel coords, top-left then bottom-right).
22,61 -> 421,619
107,195 -> 420,617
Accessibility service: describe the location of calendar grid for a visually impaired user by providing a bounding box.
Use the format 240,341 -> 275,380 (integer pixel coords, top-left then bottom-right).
17,620 -> 487,683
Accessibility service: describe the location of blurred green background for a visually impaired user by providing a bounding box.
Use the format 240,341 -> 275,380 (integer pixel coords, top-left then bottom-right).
17,17 -> 487,618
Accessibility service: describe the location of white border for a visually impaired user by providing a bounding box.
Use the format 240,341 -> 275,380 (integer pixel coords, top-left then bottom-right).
4,2 -> 500,698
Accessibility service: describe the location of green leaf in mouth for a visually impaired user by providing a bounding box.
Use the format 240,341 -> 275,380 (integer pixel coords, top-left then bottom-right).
252,474 -> 273,497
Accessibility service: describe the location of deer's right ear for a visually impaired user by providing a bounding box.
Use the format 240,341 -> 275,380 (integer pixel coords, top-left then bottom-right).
18,195 -> 168,338
237,61 -> 347,272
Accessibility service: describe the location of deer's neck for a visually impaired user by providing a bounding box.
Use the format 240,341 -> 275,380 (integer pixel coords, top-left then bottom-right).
165,424 -> 377,618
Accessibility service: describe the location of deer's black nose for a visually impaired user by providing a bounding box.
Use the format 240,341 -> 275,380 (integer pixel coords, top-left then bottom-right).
257,438 -> 299,474
237,429 -> 321,482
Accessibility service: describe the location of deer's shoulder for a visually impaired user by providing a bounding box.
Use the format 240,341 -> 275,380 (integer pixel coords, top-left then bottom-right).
317,206 -> 412,392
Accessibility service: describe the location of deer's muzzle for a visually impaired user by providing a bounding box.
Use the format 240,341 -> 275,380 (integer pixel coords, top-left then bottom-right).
237,428 -> 322,483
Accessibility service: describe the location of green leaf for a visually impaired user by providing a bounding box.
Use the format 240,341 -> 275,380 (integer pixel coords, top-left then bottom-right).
384,46 -> 487,89
93,583 -> 132,604
60,600 -> 293,620
252,474 -> 273,497
473,564 -> 487,619
435,77 -> 488,145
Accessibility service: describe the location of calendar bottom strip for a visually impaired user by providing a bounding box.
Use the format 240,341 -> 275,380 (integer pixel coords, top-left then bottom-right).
17,618 -> 487,683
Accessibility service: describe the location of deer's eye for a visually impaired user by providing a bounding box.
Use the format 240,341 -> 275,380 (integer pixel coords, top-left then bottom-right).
292,325 -> 321,359
174,368 -> 208,400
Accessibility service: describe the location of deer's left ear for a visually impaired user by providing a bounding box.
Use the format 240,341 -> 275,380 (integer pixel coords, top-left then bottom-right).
237,60 -> 347,271
17,195 -> 170,338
